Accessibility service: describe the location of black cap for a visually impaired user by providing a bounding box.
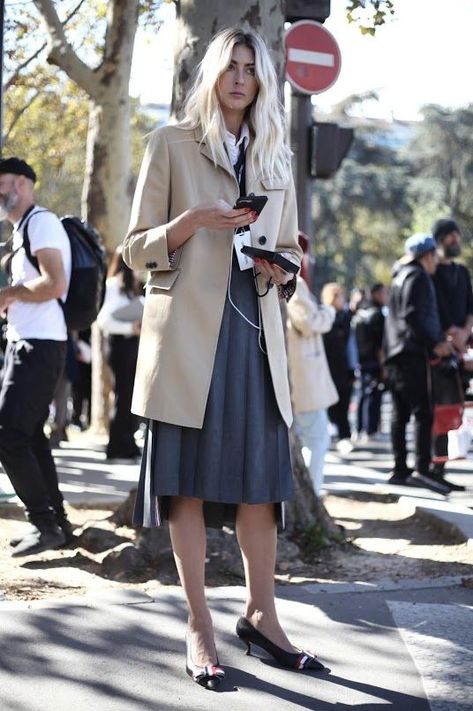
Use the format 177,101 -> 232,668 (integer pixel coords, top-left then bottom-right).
0,157 -> 36,183
432,218 -> 460,242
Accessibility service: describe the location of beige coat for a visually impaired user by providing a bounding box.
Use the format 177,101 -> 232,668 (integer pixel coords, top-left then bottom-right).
122,125 -> 302,428
287,277 -> 339,414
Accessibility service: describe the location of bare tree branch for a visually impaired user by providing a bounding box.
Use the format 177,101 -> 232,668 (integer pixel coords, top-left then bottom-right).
4,42 -> 47,92
6,0 -> 90,93
5,91 -> 42,140
101,0 -> 140,85
32,0 -> 101,98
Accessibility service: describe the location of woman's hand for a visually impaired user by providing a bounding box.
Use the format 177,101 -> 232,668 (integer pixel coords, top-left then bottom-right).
254,257 -> 293,286
193,200 -> 257,231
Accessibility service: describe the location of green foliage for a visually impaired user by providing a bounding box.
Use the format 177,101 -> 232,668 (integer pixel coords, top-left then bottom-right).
346,0 -> 395,35
407,104 -> 473,273
300,523 -> 330,558
312,103 -> 473,292
312,126 -> 413,293
4,77 -> 89,217
3,0 -> 161,222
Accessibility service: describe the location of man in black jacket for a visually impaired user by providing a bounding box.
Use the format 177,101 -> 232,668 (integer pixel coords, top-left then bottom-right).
384,234 -> 452,493
431,218 -> 473,491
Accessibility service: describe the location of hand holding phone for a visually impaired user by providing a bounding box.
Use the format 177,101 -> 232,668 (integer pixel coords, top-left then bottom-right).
233,193 -> 268,216
240,245 -> 299,274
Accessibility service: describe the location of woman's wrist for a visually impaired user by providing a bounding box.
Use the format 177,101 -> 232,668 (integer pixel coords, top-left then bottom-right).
186,206 -> 202,231
167,208 -> 200,252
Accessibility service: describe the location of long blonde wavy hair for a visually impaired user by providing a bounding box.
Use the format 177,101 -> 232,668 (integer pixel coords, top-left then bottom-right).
180,28 -> 292,183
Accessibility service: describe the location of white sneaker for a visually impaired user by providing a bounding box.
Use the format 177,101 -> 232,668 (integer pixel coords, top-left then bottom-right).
336,438 -> 354,456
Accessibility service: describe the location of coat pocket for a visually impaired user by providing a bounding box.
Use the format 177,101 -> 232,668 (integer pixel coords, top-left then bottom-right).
147,268 -> 181,292
261,177 -> 290,191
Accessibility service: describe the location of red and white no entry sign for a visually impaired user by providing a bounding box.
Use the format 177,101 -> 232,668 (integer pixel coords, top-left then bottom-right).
285,20 -> 341,95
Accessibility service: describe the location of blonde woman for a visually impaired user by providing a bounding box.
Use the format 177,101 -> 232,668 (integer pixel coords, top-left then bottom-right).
287,236 -> 338,495
123,28 -> 325,688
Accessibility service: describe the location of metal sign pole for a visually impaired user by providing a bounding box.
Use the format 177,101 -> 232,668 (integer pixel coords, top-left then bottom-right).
290,90 -> 313,237
0,0 -> 4,157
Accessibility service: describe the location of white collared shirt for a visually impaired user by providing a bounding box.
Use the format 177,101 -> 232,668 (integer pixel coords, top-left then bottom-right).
224,123 -> 250,166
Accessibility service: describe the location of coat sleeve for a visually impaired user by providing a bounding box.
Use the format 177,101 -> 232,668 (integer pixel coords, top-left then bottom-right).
274,175 -> 303,301
122,129 -> 174,273
287,278 -> 336,337
404,271 -> 444,349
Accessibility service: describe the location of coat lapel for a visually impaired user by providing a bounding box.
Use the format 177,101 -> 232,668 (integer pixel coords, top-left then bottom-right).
244,141 -> 259,195
194,127 -> 235,180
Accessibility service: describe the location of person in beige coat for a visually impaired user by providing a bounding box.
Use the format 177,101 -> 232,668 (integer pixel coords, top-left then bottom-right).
123,29 -> 325,690
287,237 -> 338,496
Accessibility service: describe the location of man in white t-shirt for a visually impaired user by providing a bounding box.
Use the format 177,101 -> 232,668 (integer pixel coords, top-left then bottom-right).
0,157 -> 74,556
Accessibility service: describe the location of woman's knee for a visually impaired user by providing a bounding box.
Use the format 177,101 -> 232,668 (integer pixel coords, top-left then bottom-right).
236,502 -> 277,527
168,495 -> 204,522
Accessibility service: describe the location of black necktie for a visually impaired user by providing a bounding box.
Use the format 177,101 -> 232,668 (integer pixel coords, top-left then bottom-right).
234,140 -> 246,196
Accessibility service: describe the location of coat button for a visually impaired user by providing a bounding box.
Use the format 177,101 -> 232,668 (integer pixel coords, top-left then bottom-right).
145,261 -> 158,269
258,235 -> 267,245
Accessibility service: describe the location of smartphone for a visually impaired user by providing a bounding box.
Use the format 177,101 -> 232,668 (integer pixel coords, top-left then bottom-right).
234,194 -> 268,216
240,245 -> 299,274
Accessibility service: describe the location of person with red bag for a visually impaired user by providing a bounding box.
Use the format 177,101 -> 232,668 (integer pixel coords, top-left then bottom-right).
431,218 -> 473,491
384,234 -> 453,493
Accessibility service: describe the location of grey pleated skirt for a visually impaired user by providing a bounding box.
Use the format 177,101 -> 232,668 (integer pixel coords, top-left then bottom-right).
133,253 -> 294,529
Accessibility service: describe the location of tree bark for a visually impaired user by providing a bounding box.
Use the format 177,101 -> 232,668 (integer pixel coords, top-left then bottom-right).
82,87 -> 133,246
34,0 -> 140,433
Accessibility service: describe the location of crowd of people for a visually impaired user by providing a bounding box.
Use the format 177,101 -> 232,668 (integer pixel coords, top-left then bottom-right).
288,222 -> 473,500
0,26 -> 472,692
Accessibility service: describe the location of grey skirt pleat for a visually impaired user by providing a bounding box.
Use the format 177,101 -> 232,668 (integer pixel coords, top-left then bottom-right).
133,253 -> 293,529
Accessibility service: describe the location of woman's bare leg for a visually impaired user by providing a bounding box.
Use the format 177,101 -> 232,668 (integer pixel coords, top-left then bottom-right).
168,496 -> 217,666
235,502 -> 298,652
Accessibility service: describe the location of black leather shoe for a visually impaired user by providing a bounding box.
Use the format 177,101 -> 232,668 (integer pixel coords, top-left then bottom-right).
442,480 -> 466,492
236,617 -> 325,671
407,472 -> 450,495
10,517 -> 75,548
388,469 -> 414,485
11,525 -> 66,557
185,633 -> 225,690
56,518 -> 75,544
430,471 -> 466,492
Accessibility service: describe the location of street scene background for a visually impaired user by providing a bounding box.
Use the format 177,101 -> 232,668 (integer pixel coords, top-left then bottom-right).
1,2 -> 472,710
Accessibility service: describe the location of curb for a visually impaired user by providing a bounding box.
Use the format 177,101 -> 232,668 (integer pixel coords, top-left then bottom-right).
399,496 -> 473,547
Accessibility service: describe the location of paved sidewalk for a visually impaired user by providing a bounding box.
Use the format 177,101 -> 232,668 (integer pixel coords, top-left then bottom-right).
321,438 -> 473,544
1,431 -> 472,709
0,438 -> 141,505
1,429 -> 472,548
1,580 -> 472,710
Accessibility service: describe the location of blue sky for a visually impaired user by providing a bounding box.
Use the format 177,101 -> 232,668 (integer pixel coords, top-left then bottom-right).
130,0 -> 473,121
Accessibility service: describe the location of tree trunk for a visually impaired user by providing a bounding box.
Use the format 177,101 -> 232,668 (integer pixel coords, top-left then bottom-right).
34,0 -> 140,434
171,0 -> 337,537
82,88 -> 133,248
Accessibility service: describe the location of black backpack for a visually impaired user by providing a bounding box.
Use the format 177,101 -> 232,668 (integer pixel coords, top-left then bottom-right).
22,209 -> 107,331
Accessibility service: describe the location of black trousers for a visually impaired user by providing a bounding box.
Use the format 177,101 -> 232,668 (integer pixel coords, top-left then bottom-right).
386,354 -> 432,476
0,339 -> 66,526
106,335 -> 140,459
71,361 -> 92,427
357,366 -> 383,435
328,384 -> 352,440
